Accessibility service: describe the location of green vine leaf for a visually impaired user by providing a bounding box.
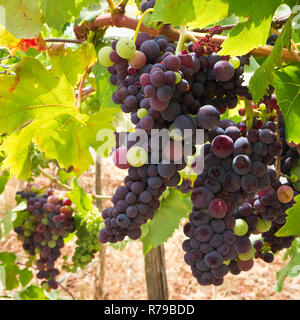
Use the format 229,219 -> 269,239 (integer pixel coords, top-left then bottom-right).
140,188 -> 192,255
0,0 -> 43,38
219,0 -> 282,56
276,194 -> 300,237
0,47 -> 118,178
249,15 -> 293,102
273,62 -> 300,143
275,238 -> 300,292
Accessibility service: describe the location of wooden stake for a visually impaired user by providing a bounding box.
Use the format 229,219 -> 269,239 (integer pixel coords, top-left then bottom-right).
144,245 -> 169,300
94,156 -> 107,300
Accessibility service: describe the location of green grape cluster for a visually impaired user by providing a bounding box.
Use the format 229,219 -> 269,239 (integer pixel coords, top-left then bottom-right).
64,210 -> 102,271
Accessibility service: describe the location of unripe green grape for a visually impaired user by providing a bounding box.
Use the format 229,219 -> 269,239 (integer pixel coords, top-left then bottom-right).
238,247 -> 255,261
52,234 -> 59,241
41,217 -> 48,225
256,218 -> 272,233
41,240 -> 47,246
116,37 -> 136,59
291,174 -> 298,183
35,247 -> 40,254
42,282 -> 49,290
126,146 -> 148,167
137,108 -> 148,119
175,72 -> 181,84
48,240 -> 56,248
229,57 -> 240,69
80,255 -> 88,263
98,46 -> 114,67
259,103 -> 266,111
234,219 -> 249,236
64,232 -> 69,238
24,220 -> 32,229
24,230 -> 32,237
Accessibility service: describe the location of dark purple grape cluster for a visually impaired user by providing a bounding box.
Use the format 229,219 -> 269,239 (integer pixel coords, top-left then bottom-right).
99,160 -> 186,243
14,185 -> 74,290
183,119 -> 283,285
279,115 -> 300,175
99,32 -> 252,245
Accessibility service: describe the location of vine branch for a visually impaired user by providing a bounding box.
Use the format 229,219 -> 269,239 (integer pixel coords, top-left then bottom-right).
116,0 -> 129,14
44,38 -> 83,44
38,167 -> 72,191
78,13 -> 299,62
194,12 -> 291,33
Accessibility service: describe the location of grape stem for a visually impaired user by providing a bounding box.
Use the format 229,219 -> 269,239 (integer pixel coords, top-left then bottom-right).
57,282 -> 76,300
175,27 -> 198,55
38,167 -> 113,199
0,48 -> 21,60
244,99 -> 254,131
38,167 -> 72,191
107,0 -> 116,13
133,8 -> 154,43
115,0 -> 129,14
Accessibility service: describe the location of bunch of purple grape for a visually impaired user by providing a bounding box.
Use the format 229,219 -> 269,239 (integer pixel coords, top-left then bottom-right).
14,185 -> 75,290
97,28 -> 252,245
182,118 -> 283,285
278,115 -> 300,175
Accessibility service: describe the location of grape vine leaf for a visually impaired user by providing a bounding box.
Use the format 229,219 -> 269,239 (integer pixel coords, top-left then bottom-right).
249,16 -> 293,102
18,268 -> 33,288
0,202 -> 27,238
140,188 -> 192,255
219,0 -> 282,56
93,62 -> 120,110
0,48 -> 118,178
0,26 -> 20,53
272,62 -> 300,143
0,252 -> 19,290
40,0 -> 77,31
0,170 -> 9,195
67,179 -> 94,216
0,0 -> 43,39
1,211 -> 16,236
15,285 -> 50,300
0,57 -> 75,134
152,0 -> 283,56
242,56 -> 260,87
40,0 -> 101,31
77,1 -> 108,23
275,238 -> 300,292
35,111 -> 117,175
151,0 -> 230,29
276,194 -> 300,237
48,42 -> 97,86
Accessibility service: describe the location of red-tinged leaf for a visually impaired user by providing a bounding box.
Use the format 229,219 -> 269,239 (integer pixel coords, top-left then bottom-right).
16,35 -> 47,53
